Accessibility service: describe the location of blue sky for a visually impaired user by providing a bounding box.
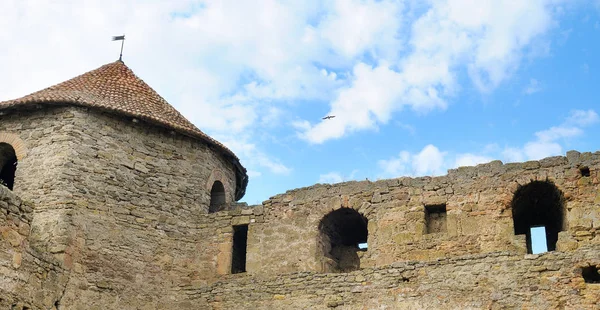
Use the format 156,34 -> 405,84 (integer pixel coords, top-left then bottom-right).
0,1 -> 599,204
531,227 -> 548,254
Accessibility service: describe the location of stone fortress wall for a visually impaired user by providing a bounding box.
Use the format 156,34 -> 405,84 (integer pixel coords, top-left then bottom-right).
0,104 -> 599,309
248,151 -> 599,275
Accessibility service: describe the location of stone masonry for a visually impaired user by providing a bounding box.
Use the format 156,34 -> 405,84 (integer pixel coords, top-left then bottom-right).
0,62 -> 598,309
0,105 -> 241,308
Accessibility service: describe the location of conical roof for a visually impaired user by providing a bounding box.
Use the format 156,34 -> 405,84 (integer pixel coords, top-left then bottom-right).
0,60 -> 248,199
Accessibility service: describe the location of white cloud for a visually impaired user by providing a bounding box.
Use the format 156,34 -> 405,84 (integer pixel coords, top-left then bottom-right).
215,136 -> 291,176
299,63 -> 447,143
524,78 -> 542,94
378,151 -> 411,177
259,106 -> 285,128
523,141 -> 563,160
413,145 -> 447,176
395,122 -> 416,135
379,145 -> 447,178
297,0 -> 560,143
535,126 -> 582,142
318,170 -> 359,184
318,0 -> 402,60
504,109 -> 598,161
502,147 -> 526,162
454,154 -> 494,167
291,120 -> 312,132
582,63 -> 590,73
247,170 -> 262,178
0,0 -> 575,178
565,109 -> 599,126
379,108 -> 598,178
318,172 -> 344,184
379,145 -> 499,178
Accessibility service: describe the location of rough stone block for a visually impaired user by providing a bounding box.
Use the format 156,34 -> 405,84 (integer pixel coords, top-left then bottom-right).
232,216 -> 250,225
2,229 -> 22,247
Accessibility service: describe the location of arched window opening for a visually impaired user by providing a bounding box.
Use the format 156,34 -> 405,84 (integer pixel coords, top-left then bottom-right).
0,143 -> 17,190
318,208 -> 368,273
511,180 -> 565,254
209,181 -> 226,213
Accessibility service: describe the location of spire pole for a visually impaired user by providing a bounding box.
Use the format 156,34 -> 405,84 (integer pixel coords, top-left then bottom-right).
119,38 -> 125,61
112,35 -> 126,61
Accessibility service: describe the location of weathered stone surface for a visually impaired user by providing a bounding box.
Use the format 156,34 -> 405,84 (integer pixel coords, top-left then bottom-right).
0,105 -> 599,309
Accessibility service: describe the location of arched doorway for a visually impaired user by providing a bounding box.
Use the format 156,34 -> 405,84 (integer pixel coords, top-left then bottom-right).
0,143 -> 17,190
318,208 -> 368,272
511,180 -> 565,253
209,181 -> 226,213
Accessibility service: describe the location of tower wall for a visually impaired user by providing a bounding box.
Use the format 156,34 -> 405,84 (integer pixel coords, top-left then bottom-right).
0,106 -> 245,308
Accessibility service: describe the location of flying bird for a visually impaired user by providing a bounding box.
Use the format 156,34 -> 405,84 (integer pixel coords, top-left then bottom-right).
322,115 -> 336,120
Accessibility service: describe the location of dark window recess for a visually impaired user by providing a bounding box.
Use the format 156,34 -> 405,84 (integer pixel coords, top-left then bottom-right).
209,181 -> 226,213
580,166 -> 591,177
0,143 -> 17,191
231,225 -> 248,274
511,180 -> 565,254
425,204 -> 447,234
582,266 -> 600,284
318,208 -> 368,272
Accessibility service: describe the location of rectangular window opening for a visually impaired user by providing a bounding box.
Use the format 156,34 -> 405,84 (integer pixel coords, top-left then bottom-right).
425,204 -> 447,234
231,225 -> 248,274
530,226 -> 548,254
358,242 -> 368,251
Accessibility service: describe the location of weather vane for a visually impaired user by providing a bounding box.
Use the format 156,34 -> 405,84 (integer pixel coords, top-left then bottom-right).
112,35 -> 125,61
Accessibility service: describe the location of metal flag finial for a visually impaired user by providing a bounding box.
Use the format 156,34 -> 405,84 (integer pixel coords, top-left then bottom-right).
112,35 -> 125,61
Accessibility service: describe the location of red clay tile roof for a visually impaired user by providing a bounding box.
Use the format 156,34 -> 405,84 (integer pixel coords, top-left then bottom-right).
0,60 -> 248,199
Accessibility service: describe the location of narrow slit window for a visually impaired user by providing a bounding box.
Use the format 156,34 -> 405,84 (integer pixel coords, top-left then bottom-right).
530,226 -> 548,254
231,225 -> 248,274
582,266 -> 600,284
425,204 -> 447,234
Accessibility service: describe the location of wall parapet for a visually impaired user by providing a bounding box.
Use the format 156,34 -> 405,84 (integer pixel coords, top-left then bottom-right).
267,150 -> 600,203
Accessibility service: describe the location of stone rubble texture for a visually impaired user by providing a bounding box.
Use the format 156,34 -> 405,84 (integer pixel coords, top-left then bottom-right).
0,63 -> 598,309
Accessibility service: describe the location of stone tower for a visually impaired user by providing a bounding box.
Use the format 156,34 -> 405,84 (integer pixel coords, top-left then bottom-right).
0,61 -> 249,308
